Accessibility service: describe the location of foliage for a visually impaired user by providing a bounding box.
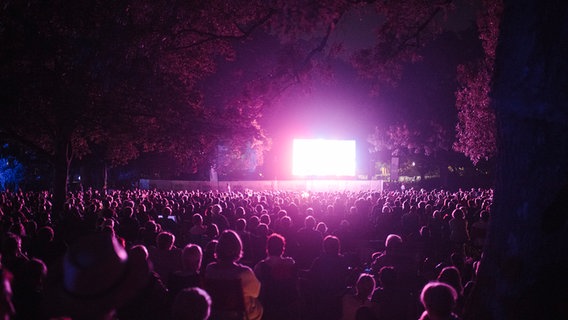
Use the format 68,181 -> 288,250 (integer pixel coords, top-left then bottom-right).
453,0 -> 503,164
353,0 -> 454,91
368,119 -> 451,157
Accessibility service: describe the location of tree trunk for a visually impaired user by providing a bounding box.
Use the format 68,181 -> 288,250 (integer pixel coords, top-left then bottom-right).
465,1 -> 568,319
52,132 -> 72,220
103,161 -> 108,195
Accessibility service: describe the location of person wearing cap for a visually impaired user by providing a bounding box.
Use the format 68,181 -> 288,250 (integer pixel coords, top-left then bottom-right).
41,231 -> 150,320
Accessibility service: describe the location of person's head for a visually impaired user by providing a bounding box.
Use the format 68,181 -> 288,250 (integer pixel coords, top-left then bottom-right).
192,213 -> 203,226
129,244 -> 149,261
215,230 -> 243,263
479,210 -> 490,222
204,240 -> 218,258
171,287 -> 211,320
316,222 -> 328,234
156,232 -> 175,250
451,208 -> 464,219
280,216 -> 291,228
182,244 -> 203,273
1,233 -> 22,256
323,235 -> 340,255
144,220 -> 158,233
256,223 -> 269,237
248,215 -> 260,230
266,233 -> 285,257
235,206 -> 245,218
37,226 -> 55,242
304,215 -> 316,229
419,226 -> 431,238
385,234 -> 402,252
260,213 -> 271,226
355,273 -> 375,300
206,224 -> 219,239
420,281 -> 457,319
235,218 -> 247,231
42,232 -> 149,319
437,266 -> 463,295
211,204 -> 222,215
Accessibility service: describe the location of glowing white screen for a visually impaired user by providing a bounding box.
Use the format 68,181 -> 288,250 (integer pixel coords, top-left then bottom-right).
292,139 -> 356,176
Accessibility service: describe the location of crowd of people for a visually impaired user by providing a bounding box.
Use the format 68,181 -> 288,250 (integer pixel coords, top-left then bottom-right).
0,186 -> 493,319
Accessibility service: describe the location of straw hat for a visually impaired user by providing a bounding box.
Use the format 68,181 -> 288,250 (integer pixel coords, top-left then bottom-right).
42,231 -> 149,319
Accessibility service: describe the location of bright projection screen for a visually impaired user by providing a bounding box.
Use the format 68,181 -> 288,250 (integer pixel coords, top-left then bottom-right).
292,139 -> 356,176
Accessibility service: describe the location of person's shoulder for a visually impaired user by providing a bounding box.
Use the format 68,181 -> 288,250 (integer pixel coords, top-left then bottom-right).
236,262 -> 254,272
282,256 -> 296,265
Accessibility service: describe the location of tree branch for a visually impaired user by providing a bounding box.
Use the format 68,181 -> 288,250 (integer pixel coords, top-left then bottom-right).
169,9 -> 276,51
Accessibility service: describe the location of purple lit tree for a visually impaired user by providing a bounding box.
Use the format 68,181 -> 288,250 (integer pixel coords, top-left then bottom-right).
0,0 -> 270,210
453,0 -> 503,164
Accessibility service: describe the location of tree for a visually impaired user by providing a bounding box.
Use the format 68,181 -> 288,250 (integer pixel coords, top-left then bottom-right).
465,0 -> 568,318
453,0 -> 503,164
368,120 -> 452,181
0,0 -> 271,211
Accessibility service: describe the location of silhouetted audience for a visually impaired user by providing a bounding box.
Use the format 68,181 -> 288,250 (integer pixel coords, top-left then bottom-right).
0,186 -> 494,320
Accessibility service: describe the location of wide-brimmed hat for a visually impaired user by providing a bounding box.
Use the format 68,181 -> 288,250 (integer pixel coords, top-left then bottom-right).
42,231 -> 149,318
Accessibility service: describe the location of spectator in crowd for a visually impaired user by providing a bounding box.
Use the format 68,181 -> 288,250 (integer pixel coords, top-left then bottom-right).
250,223 -> 270,266
201,240 -> 218,274
448,208 -> 469,254
254,233 -> 299,320
12,258 -> 47,320
1,233 -> 29,286
341,273 -> 377,320
371,234 -> 414,280
41,232 -> 151,320
437,266 -> 465,316
309,235 -> 350,320
205,230 -> 262,320
470,210 -> 490,250
234,218 -> 253,265
148,231 -> 182,284
189,213 -> 208,247
371,266 -> 412,320
117,244 -> 170,320
295,215 -> 322,270
168,243 -> 203,300
210,204 -> 229,233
